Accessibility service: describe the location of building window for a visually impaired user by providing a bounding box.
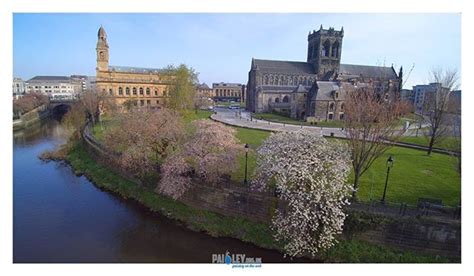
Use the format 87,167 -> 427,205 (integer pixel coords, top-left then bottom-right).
163,90 -> 167,97
133,87 -> 137,95
156,100 -> 160,105
140,100 -> 144,106
329,102 -> 335,111
109,88 -> 113,96
340,103 -> 344,110
154,90 -> 158,96
283,95 -> 289,103
339,113 -> 344,120
146,88 -> 150,95
275,97 -> 280,103
328,113 -> 334,120
147,100 -> 151,105
118,87 -> 123,95
139,88 -> 144,95
126,87 -> 130,95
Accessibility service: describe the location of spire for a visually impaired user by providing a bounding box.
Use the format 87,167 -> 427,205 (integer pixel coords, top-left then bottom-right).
320,24 -> 323,30
98,25 -> 107,40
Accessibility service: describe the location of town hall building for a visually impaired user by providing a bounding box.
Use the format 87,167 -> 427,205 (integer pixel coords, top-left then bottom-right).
95,26 -> 172,108
246,26 -> 403,122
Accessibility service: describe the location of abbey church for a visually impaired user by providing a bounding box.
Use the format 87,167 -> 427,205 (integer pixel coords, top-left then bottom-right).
246,26 -> 403,122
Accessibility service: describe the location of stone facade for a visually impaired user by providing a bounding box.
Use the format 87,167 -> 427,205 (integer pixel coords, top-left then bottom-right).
246,26 -> 402,122
213,82 -> 244,102
95,26 -> 172,108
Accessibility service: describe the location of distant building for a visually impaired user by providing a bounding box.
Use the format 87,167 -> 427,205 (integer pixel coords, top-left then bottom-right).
95,26 -> 172,108
196,83 -> 214,99
213,82 -> 244,102
413,83 -> 445,115
400,88 -> 415,105
246,25 -> 402,121
26,76 -> 76,101
12,77 -> 26,98
70,75 -> 89,94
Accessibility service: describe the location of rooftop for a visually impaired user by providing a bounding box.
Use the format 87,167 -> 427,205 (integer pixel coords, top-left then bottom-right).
28,76 -> 70,82
252,59 -> 316,75
108,65 -> 164,74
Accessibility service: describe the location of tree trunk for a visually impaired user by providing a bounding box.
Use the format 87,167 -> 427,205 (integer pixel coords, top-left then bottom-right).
351,172 -> 360,202
427,135 -> 435,156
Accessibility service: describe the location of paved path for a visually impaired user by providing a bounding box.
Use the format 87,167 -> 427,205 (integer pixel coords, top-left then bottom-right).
211,108 -> 345,137
211,108 -> 458,156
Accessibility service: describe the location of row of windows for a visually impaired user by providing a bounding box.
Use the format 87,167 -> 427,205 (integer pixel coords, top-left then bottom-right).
329,103 -> 344,111
129,99 -> 161,106
104,87 -> 168,97
327,112 -> 344,120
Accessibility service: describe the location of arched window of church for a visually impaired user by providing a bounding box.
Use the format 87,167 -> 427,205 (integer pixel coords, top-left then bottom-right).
341,103 -> 345,110
133,87 -> 137,95
332,41 -> 339,57
139,87 -> 144,95
283,96 -> 289,103
109,88 -> 113,96
329,102 -> 335,111
118,87 -> 123,95
154,90 -> 158,96
323,40 -> 331,57
126,87 -> 130,95
264,75 -> 269,85
275,97 -> 280,103
146,88 -> 150,95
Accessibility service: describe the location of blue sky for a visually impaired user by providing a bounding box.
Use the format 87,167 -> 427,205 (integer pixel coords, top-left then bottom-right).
13,13 -> 461,88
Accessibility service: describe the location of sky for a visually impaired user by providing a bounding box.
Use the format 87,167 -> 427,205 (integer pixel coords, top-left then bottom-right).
13,13 -> 461,89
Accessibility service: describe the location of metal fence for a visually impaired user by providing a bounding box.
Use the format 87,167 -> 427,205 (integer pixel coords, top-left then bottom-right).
349,200 -> 461,221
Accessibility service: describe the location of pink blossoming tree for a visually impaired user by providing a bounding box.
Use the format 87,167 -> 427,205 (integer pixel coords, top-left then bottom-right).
158,120 -> 241,199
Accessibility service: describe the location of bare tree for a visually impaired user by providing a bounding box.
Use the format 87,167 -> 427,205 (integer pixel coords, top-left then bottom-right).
344,85 -> 409,200
80,88 -> 107,125
423,68 -> 460,155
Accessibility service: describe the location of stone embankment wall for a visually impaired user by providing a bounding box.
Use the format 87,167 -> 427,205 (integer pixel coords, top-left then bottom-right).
13,105 -> 50,131
81,123 -> 461,259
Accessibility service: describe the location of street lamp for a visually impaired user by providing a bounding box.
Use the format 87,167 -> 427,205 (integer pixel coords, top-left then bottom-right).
244,144 -> 249,187
381,155 -> 394,204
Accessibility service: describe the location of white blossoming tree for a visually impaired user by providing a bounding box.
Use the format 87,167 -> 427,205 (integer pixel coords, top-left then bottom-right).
252,131 -> 353,257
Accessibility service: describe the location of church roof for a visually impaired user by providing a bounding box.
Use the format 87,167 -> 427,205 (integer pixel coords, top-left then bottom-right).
310,81 -> 341,101
294,84 -> 308,93
253,59 -> 316,75
339,64 -> 398,80
108,65 -> 164,74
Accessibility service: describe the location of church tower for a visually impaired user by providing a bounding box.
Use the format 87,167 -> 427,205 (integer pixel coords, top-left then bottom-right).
307,25 -> 344,78
96,25 -> 109,72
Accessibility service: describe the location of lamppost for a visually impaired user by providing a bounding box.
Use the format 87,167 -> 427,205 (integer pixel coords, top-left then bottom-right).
381,155 -> 394,204
244,144 -> 249,187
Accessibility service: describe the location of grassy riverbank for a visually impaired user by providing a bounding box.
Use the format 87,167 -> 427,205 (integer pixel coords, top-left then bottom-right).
65,141 -> 450,263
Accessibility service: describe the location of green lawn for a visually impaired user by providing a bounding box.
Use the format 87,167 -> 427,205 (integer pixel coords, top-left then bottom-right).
231,126 -> 271,182
256,112 -> 344,128
92,112 -> 460,207
352,146 -> 460,206
399,136 -> 460,152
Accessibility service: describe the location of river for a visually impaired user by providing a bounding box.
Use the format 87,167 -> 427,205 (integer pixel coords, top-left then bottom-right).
13,119 -> 311,263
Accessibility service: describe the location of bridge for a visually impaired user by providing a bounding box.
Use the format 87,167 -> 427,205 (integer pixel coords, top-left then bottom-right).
48,97 -> 78,117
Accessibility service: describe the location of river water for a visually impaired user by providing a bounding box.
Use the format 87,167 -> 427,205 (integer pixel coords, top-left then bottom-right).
13,119 -> 311,263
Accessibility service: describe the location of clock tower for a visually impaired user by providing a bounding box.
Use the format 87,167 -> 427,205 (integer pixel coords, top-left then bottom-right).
96,25 -> 109,72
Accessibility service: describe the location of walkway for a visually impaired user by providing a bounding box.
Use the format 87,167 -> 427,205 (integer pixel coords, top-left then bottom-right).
211,108 -> 459,156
